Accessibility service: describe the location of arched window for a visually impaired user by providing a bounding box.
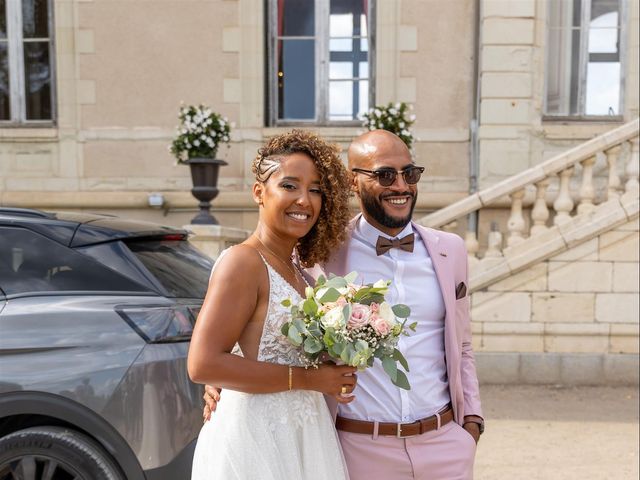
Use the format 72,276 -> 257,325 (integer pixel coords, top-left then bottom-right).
545,0 -> 626,118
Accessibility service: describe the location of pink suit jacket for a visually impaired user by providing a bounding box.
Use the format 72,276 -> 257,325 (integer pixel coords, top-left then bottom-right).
312,215 -> 483,424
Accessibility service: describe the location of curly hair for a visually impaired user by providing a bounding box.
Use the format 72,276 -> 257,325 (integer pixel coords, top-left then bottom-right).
251,130 -> 351,267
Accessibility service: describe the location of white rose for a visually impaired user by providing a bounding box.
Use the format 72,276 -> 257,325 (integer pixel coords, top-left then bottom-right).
373,279 -> 386,289
321,307 -> 345,329
378,302 -> 397,327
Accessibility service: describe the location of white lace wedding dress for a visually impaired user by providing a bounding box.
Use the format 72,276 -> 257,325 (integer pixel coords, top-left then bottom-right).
191,251 -> 349,480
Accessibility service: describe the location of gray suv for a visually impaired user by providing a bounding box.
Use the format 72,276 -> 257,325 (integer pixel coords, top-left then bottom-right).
0,208 -> 213,480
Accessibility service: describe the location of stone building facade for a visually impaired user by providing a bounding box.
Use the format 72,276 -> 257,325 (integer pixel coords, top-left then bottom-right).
1,0 -> 638,382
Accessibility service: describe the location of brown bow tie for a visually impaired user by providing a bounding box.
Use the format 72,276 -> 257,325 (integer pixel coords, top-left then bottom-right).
375,233 -> 415,256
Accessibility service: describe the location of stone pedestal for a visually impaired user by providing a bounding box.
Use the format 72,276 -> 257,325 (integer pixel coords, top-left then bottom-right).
184,224 -> 250,259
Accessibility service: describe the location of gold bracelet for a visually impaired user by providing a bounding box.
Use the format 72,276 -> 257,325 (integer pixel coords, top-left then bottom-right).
288,366 -> 293,391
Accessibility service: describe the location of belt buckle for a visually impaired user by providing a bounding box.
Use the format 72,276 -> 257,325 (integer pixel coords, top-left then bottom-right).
396,422 -> 418,438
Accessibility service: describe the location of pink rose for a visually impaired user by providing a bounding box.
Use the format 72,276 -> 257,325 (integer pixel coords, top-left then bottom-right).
348,304 -> 370,330
369,302 -> 380,314
320,296 -> 347,314
370,313 -> 391,336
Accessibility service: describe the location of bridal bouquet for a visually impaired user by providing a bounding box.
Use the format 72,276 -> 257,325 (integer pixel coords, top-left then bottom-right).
281,272 -> 416,390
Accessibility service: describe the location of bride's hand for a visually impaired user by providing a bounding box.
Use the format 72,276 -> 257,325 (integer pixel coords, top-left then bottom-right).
303,365 -> 358,404
202,385 -> 221,422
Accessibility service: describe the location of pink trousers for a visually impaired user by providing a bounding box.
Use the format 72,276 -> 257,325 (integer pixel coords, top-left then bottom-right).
338,421 -> 476,480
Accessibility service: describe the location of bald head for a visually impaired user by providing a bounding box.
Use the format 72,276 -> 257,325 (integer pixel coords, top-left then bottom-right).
347,129 -> 411,170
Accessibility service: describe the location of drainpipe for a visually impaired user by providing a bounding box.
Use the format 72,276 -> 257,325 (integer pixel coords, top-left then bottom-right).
468,0 -> 482,243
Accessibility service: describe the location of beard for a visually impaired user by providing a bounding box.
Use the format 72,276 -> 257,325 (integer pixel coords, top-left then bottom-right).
360,189 -> 417,229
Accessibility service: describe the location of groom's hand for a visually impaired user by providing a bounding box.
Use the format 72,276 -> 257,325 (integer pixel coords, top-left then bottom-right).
202,385 -> 221,422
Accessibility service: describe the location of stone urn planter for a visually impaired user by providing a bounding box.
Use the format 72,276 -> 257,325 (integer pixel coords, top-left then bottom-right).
187,157 -> 228,225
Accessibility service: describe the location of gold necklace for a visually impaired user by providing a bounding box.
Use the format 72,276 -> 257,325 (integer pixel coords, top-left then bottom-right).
255,237 -> 301,284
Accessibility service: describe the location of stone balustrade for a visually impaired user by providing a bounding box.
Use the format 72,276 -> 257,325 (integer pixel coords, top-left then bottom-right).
417,119 -> 640,292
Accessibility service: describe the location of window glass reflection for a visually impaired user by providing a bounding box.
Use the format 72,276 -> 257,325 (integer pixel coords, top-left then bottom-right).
280,0 -> 314,36
330,61 -> 352,79
24,41 -> 52,120
278,39 -> 315,120
586,62 -> 620,114
329,81 -> 353,120
22,0 -> 49,38
0,0 -> 7,39
0,43 -> 9,120
588,12 -> 618,53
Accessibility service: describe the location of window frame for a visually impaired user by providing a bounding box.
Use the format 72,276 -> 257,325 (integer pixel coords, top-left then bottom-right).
266,0 -> 376,127
1,0 -> 57,126
543,0 -> 627,121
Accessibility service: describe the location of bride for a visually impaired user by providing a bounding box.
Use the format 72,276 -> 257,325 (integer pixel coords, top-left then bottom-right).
188,130 -> 354,479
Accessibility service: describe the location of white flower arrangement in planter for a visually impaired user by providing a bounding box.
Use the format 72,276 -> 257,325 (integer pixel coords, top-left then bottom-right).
361,102 -> 416,151
169,104 -> 232,164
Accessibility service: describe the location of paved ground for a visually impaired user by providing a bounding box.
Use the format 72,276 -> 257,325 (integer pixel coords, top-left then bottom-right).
475,385 -> 639,480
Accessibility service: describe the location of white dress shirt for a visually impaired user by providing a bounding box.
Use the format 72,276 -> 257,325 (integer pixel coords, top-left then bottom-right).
337,217 -> 450,423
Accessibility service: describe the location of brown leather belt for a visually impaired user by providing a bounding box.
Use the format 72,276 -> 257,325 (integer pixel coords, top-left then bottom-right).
336,406 -> 454,438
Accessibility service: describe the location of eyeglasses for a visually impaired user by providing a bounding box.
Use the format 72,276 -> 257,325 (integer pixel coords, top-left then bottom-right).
351,166 -> 425,187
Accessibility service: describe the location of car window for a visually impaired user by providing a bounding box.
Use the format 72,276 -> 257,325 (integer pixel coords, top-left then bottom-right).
124,240 -> 213,298
0,227 -> 151,295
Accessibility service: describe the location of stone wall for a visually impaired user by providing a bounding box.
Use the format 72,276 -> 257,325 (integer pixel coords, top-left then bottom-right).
471,217 -> 639,385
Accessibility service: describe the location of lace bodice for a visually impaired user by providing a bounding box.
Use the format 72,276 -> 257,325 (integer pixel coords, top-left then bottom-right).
257,257 -> 307,367
213,248 -> 306,367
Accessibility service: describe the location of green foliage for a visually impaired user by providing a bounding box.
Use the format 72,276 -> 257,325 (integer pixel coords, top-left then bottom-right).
280,271 -> 415,390
391,304 -> 411,318
362,102 -> 416,151
169,104 -> 232,164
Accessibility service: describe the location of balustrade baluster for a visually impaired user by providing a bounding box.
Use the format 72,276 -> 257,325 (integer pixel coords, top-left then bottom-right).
606,145 -> 622,200
507,189 -> 526,247
553,167 -> 574,225
465,231 -> 480,267
530,179 -> 550,236
577,155 -> 596,215
484,222 -> 503,258
625,137 -> 639,195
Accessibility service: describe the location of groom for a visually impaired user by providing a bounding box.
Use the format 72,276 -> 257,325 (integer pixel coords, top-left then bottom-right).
205,129 -> 483,479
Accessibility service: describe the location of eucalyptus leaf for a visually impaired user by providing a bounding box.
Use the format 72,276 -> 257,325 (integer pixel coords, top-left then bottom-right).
281,323 -> 290,336
341,344 -> 355,364
316,275 -> 326,286
325,276 -> 348,289
293,318 -> 308,335
287,325 -> 303,346
318,287 -> 342,303
343,271 -> 359,284
391,304 -> 411,318
303,298 -> 318,316
393,370 -> 411,390
332,342 -> 345,356
382,356 -> 398,382
308,321 -> 322,337
304,337 -> 324,354
392,348 -> 410,372
281,298 -> 292,307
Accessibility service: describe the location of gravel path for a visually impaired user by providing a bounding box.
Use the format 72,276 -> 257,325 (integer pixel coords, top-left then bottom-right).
475,385 -> 639,480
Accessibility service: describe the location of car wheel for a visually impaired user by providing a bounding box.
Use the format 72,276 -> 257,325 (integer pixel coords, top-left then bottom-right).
0,426 -> 124,480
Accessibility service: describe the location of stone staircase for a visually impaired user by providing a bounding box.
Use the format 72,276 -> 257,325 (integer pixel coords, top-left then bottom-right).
417,119 -> 639,386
